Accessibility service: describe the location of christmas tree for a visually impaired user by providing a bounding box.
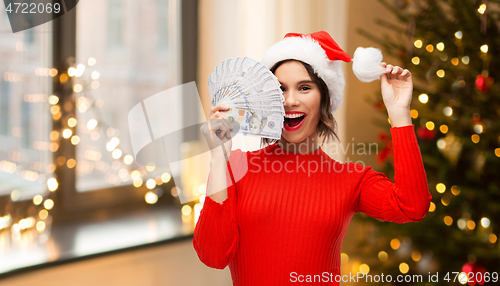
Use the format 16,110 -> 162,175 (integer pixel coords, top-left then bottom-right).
353,0 -> 500,285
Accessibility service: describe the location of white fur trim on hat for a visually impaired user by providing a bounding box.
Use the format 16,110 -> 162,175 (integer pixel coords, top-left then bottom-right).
261,36 -> 345,114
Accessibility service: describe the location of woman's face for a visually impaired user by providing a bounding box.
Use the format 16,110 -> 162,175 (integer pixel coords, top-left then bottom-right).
274,61 -> 321,144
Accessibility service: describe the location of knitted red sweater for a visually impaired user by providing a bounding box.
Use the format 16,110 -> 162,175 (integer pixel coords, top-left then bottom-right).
193,124 -> 432,285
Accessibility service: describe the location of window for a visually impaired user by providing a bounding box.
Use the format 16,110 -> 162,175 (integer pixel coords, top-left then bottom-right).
74,0 -> 182,193
21,101 -> 31,148
0,0 -> 198,274
0,14 -> 53,200
0,80 -> 10,134
107,0 -> 123,49
158,0 -> 169,51
24,13 -> 35,45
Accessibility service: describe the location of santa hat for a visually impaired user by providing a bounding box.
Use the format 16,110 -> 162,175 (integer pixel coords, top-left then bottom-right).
261,31 -> 385,114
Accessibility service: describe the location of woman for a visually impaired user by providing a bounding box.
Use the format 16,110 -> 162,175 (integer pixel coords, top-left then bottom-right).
194,31 -> 432,286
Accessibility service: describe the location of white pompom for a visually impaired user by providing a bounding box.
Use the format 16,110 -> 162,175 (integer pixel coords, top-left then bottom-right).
352,47 -> 386,82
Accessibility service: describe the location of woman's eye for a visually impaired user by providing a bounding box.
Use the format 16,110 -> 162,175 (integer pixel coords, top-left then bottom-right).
280,86 -> 286,92
300,86 -> 311,91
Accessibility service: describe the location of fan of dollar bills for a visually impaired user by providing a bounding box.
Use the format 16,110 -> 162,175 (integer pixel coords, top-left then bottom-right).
207,57 -> 285,140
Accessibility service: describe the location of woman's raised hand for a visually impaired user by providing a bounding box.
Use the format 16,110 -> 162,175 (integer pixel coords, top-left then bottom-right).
380,62 -> 413,113
380,62 -> 413,127
200,104 -> 234,161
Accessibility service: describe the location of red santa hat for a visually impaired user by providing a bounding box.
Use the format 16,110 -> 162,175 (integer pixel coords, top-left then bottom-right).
262,30 -> 385,114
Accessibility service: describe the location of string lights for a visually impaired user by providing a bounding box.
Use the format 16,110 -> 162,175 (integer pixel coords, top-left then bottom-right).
354,0 -> 500,280
1,56 -> 206,241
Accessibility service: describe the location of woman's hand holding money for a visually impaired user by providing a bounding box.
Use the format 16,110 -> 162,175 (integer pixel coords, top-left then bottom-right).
200,104 -> 234,162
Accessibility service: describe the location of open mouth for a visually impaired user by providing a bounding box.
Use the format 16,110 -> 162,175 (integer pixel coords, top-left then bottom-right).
284,113 -> 306,131
284,114 -> 305,128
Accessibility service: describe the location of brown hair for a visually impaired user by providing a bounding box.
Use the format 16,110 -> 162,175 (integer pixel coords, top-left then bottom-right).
260,59 -> 340,149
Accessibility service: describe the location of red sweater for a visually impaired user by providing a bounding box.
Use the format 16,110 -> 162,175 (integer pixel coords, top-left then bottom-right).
193,124 -> 432,285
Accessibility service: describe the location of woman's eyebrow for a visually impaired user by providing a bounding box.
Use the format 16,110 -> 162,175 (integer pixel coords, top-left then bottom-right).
279,80 -> 314,86
297,80 -> 314,85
